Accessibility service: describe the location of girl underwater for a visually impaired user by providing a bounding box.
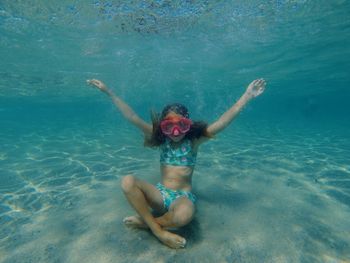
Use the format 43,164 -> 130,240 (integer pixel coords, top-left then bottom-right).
87,78 -> 266,249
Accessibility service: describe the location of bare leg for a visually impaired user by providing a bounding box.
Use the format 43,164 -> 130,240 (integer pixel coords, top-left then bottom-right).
121,175 -> 186,249
125,196 -> 195,230
157,197 -> 195,228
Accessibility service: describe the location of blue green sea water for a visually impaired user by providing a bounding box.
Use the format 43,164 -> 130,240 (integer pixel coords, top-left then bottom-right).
0,1 -> 350,262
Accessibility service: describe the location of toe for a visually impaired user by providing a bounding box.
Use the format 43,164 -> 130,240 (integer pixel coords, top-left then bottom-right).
123,216 -> 134,224
174,237 -> 186,248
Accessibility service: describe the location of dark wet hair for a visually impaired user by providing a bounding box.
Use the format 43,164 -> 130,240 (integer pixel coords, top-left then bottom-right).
161,103 -> 190,119
145,103 -> 211,147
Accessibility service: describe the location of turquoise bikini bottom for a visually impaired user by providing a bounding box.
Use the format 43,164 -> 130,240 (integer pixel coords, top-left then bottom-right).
156,183 -> 196,210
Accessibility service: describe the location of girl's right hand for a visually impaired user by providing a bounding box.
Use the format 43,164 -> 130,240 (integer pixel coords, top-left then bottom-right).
86,79 -> 111,94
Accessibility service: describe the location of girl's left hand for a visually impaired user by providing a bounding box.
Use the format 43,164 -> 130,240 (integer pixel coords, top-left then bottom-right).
245,78 -> 266,98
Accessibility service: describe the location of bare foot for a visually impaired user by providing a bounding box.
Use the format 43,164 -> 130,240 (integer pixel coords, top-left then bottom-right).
124,216 -> 186,248
123,215 -> 148,229
154,230 -> 186,249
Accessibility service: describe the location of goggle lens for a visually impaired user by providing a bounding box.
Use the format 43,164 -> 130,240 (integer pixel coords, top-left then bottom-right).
160,118 -> 192,135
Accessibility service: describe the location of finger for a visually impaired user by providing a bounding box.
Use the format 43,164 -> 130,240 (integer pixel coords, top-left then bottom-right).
88,79 -> 99,86
87,79 -> 96,85
258,79 -> 266,87
87,80 -> 97,86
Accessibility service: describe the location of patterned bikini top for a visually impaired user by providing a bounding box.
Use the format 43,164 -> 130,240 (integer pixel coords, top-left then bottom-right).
160,138 -> 197,167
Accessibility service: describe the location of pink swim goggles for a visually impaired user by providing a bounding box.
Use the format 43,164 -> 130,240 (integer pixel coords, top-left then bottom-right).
160,117 -> 192,136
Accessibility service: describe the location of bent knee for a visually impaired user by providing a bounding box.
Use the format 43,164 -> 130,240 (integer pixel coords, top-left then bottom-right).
121,175 -> 136,193
173,213 -> 193,227
172,208 -> 194,227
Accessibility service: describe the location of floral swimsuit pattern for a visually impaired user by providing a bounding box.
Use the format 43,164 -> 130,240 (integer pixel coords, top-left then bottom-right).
159,138 -> 197,166
158,138 -> 197,210
156,183 -> 196,210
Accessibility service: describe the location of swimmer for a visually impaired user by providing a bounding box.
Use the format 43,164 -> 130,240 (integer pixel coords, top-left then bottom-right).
87,78 -> 266,249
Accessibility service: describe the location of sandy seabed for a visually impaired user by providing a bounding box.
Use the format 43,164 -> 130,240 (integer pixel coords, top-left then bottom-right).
1,124 -> 350,263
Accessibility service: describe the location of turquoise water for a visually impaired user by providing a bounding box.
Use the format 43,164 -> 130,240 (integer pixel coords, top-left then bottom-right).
1,1 -> 350,262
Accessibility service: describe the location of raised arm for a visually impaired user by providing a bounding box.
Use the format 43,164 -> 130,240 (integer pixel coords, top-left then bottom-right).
87,79 -> 152,136
206,78 -> 266,136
